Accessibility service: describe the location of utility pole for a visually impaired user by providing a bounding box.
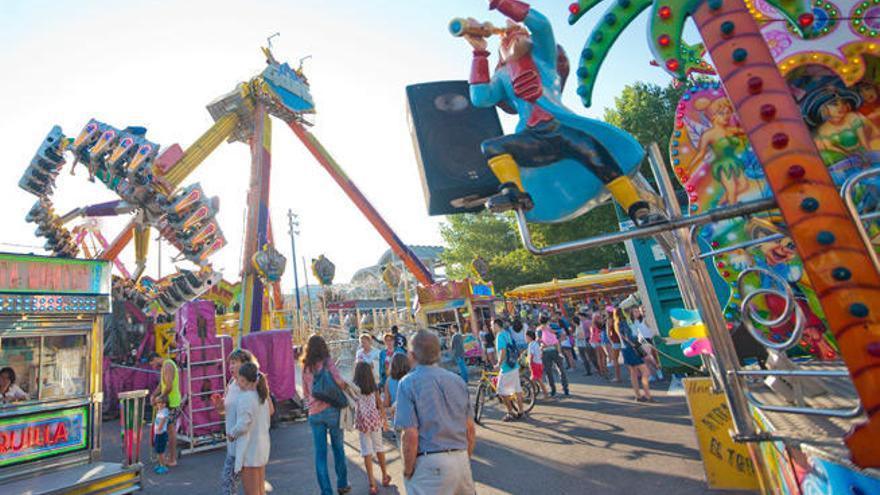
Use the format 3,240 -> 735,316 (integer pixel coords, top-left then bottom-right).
287,209 -> 301,311
302,255 -> 313,327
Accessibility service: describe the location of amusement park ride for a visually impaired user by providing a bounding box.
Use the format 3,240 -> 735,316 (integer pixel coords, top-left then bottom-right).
3,0 -> 880,492
3,39 -> 440,492
409,0 -> 880,492
17,44 -> 435,335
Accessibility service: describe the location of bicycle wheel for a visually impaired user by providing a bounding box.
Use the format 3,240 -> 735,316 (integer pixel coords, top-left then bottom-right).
520,378 -> 536,414
474,382 -> 487,425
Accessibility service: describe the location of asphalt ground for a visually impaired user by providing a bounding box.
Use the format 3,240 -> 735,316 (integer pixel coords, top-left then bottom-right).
100,365 -> 750,495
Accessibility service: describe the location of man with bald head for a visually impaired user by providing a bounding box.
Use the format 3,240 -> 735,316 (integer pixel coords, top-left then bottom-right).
394,330 -> 476,494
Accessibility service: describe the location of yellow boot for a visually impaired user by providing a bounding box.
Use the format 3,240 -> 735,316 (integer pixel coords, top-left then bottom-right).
488,154 -> 525,192
607,176 -> 660,226
486,154 -> 533,212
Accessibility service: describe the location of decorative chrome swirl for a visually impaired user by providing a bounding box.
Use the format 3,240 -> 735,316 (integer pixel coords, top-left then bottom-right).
735,267 -> 804,351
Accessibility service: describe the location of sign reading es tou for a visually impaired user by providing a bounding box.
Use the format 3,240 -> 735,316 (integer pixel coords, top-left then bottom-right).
0,407 -> 88,467
683,377 -> 760,491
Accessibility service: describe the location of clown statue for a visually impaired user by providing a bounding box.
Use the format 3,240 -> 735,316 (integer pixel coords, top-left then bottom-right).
461,0 -> 659,225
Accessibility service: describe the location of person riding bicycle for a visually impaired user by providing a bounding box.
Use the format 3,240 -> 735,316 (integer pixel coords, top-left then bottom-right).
493,319 -> 524,421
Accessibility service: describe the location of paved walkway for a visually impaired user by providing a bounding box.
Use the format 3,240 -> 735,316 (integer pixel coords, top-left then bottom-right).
102,369 -> 742,494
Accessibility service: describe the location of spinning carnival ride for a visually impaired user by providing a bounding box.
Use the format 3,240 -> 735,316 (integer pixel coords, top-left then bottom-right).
19,46 -> 435,335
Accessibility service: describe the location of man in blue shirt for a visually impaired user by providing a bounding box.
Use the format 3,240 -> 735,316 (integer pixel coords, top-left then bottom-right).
493,318 -> 524,421
394,330 -> 476,494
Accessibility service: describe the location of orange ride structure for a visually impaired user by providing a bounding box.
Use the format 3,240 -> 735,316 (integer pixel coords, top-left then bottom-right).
567,0 -> 880,486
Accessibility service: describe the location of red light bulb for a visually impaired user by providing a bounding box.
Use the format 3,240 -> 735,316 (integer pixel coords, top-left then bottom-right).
569,2 -> 581,14
659,6 -> 672,19
666,58 -> 679,71
658,34 -> 671,47
798,13 -> 814,27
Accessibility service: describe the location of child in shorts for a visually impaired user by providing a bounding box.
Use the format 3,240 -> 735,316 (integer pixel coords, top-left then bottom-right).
526,330 -> 549,398
353,362 -> 391,494
153,395 -> 170,474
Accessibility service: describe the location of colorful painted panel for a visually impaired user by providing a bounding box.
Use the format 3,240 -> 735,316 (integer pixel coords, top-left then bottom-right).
0,406 -> 89,468
0,253 -> 110,295
670,83 -> 838,358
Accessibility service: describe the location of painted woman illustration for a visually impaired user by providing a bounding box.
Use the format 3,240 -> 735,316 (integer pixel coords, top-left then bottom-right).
802,85 -> 880,165
686,98 -> 753,206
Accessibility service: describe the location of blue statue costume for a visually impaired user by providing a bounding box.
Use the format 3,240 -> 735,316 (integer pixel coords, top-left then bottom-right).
467,0 -> 652,224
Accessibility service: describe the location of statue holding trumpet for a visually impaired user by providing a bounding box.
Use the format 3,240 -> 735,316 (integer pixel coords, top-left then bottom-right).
452,0 -> 661,226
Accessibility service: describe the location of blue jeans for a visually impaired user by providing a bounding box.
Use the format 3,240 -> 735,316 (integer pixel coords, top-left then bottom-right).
309,408 -> 349,495
456,357 -> 468,383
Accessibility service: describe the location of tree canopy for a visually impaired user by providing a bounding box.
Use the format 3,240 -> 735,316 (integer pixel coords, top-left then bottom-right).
438,82 -> 683,293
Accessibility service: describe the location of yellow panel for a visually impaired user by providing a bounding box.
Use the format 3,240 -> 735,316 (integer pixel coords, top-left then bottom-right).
64,471 -> 138,495
683,378 -> 761,491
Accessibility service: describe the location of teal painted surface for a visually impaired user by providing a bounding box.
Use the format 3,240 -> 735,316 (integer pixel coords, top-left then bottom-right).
614,205 -> 729,372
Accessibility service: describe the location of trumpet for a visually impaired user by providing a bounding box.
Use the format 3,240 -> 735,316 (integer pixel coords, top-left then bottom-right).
448,18 -> 506,38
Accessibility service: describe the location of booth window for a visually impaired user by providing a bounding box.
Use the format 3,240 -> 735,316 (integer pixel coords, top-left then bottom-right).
0,334 -> 88,406
40,335 -> 87,400
0,337 -> 41,405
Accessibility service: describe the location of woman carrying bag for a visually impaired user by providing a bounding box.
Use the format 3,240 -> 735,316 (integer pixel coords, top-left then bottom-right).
614,308 -> 654,403
301,334 -> 352,495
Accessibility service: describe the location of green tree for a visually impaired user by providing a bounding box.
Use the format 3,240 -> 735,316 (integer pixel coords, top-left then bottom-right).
439,207 -> 627,293
603,82 -> 686,150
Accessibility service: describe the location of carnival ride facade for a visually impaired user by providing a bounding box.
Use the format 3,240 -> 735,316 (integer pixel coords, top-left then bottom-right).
413,0 -> 880,491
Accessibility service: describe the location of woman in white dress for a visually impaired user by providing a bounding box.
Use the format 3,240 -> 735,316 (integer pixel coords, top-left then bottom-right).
228,362 -> 272,495
212,349 -> 258,495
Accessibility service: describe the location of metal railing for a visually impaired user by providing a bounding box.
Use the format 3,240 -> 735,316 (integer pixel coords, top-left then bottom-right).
504,142 -> 878,444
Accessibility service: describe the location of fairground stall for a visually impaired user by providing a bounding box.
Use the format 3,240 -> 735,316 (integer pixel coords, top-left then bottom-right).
0,253 -> 143,494
416,279 -> 496,361
504,268 -> 637,315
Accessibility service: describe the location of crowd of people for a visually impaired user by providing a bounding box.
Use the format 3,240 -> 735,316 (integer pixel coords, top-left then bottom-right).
143,300 -> 659,494
471,303 -> 663,404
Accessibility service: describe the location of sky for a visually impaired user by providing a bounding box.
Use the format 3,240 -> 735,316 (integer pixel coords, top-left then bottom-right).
0,0 -> 673,290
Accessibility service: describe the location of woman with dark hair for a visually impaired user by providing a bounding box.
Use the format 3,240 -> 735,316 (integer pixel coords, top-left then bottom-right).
590,314 -> 609,379
229,362 -> 272,494
480,324 -> 496,366
213,349 -> 260,495
301,334 -> 351,495
0,367 -> 27,403
614,308 -> 653,403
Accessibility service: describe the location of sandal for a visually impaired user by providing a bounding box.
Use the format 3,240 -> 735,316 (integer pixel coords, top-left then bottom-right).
502,413 -> 517,422
382,474 -> 392,487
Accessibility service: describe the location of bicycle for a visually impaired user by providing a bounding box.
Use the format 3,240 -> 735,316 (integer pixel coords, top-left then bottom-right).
473,360 -> 536,425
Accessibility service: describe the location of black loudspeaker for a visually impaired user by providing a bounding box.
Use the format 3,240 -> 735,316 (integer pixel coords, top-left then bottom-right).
406,80 -> 503,215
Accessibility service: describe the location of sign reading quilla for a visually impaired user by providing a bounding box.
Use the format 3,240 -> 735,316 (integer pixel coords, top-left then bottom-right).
0,407 -> 88,467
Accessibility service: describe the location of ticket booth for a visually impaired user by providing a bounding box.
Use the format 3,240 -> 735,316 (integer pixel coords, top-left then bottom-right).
0,253 -> 141,494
